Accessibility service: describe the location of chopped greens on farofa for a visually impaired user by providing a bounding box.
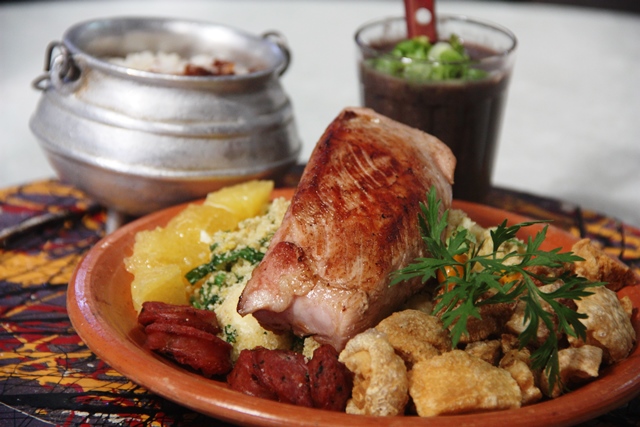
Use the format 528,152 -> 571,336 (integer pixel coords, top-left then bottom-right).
187,197 -> 294,360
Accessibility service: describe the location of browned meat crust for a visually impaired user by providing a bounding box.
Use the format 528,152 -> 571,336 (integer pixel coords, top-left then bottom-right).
238,107 -> 456,350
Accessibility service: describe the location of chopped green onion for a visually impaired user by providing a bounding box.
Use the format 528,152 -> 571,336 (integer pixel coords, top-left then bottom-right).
370,34 -> 487,82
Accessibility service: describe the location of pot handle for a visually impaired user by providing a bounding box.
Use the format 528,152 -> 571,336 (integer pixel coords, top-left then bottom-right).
32,41 -> 81,91
262,31 -> 291,76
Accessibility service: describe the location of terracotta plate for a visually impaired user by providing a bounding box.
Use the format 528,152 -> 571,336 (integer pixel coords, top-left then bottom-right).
67,190 -> 640,427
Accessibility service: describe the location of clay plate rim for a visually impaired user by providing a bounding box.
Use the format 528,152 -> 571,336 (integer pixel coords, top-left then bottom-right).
67,189 -> 640,427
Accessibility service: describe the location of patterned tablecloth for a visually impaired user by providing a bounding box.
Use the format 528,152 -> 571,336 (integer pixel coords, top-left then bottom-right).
1,175 -> 639,426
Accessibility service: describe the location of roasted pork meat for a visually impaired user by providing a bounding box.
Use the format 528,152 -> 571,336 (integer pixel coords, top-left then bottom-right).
237,107 -> 456,350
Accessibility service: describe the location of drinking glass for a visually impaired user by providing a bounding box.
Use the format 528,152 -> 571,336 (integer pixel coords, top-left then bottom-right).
355,15 -> 517,201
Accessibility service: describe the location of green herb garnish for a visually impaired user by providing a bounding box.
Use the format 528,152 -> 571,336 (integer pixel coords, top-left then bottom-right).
186,245 -> 265,285
224,324 -> 238,343
391,186 -> 602,393
191,292 -> 219,310
370,34 -> 487,82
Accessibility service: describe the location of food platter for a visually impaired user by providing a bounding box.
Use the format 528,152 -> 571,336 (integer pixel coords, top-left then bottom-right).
67,189 -> 640,427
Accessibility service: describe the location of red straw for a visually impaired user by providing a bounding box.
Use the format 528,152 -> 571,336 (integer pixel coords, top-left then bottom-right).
404,0 -> 437,42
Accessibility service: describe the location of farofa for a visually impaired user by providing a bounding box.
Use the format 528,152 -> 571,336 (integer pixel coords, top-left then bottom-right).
446,208 -> 524,266
192,197 -> 293,360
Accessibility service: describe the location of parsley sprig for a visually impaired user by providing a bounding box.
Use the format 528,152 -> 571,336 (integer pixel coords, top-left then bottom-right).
391,187 -> 602,393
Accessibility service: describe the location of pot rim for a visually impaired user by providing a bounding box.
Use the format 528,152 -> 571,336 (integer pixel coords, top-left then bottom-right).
61,16 -> 290,83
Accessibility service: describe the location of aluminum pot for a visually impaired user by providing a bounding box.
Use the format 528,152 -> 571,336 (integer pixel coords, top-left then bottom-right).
30,17 -> 301,217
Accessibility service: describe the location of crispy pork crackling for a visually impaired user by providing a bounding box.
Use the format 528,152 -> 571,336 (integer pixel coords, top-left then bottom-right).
237,107 -> 456,350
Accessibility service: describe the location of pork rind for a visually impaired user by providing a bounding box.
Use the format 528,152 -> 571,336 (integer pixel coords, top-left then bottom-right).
506,282 -> 563,345
620,295 -> 634,318
465,340 -> 502,366
409,350 -> 521,416
572,238 -> 637,291
338,329 -> 409,416
460,301 -> 516,344
500,333 -> 520,353
540,345 -> 603,398
499,349 -> 542,405
375,310 -> 450,367
400,288 -> 434,314
568,286 -> 636,364
446,209 -> 524,269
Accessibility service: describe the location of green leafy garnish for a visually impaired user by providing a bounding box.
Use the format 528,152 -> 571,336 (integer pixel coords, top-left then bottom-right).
370,34 -> 487,82
224,324 -> 238,344
186,244 -> 265,285
191,292 -> 219,310
392,186 -> 602,393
